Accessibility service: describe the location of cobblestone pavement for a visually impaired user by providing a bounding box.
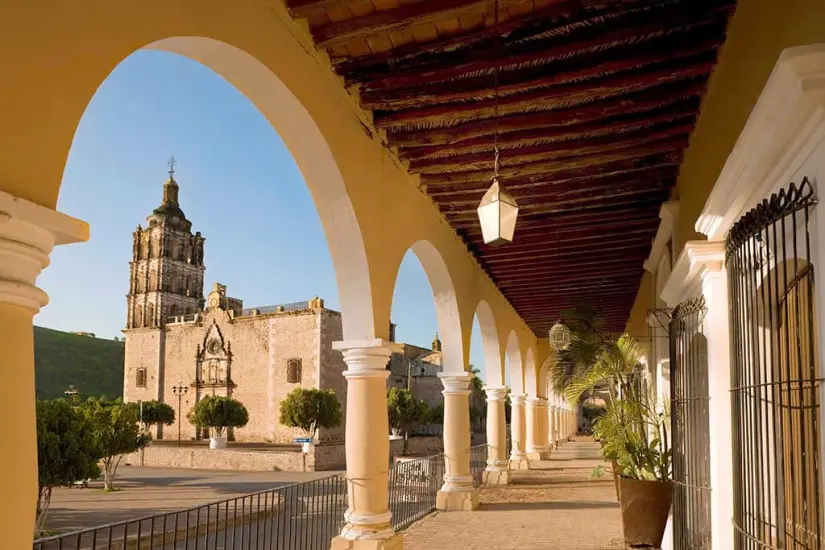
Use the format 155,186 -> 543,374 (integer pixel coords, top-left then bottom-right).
403,437 -> 625,549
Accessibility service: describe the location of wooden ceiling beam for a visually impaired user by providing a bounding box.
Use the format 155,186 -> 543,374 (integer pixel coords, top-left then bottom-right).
486,251 -> 650,270
428,162 -> 679,197
437,176 -> 675,208
331,0 -> 665,73
374,60 -> 714,129
286,0 -> 356,18
387,80 -> 706,146
353,4 -> 730,91
446,189 -> 671,223
397,102 -> 700,161
359,38 -> 722,110
457,203 -> 662,232
312,0 -> 495,49
424,140 -> 685,186
410,122 -> 693,174
479,232 -> 656,259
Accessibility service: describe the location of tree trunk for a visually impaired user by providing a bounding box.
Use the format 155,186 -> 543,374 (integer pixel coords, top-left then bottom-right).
34,487 -> 52,537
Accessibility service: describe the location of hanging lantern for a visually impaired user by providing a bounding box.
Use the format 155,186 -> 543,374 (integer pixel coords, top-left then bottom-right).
477,176 -> 519,246
549,320 -> 571,351
476,0 -> 518,246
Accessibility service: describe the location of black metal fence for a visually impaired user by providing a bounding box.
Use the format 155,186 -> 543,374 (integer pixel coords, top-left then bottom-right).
726,178 -> 822,549
470,444 -> 488,485
34,441 -> 505,549
670,296 -> 712,550
34,475 -> 347,550
388,452 -> 444,530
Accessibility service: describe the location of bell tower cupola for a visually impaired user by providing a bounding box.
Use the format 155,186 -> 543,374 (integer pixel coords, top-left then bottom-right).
126,158 -> 206,329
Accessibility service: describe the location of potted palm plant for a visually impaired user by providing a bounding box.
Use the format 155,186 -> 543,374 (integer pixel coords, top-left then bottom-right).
566,335 -> 673,549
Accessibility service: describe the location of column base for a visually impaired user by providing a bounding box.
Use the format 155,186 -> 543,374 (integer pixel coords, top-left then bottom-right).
509,457 -> 530,470
436,489 -> 479,511
482,468 -> 511,485
525,451 -> 542,461
331,534 -> 404,550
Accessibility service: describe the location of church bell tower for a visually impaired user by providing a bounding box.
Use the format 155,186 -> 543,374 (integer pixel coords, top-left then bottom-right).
126,158 -> 206,329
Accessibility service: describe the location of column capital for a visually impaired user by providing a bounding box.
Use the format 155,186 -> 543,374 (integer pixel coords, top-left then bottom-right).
333,339 -> 392,379
527,396 -> 548,408
483,386 -> 508,401
0,191 -> 88,312
438,371 -> 473,394
510,393 -> 527,405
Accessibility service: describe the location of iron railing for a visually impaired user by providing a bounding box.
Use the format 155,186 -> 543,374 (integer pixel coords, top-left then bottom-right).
727,178 -> 822,549
670,296 -> 712,550
33,475 -> 347,550
388,452 -> 444,530
470,444 -> 488,485
35,451 -> 459,549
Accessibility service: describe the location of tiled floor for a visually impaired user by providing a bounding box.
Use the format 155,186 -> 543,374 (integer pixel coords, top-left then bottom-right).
403,437 -> 625,549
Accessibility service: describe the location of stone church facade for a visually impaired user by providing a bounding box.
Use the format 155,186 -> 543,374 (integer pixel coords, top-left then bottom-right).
123,167 -> 443,445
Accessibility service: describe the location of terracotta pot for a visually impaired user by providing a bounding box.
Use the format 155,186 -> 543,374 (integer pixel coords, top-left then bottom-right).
618,477 -> 673,548
610,459 -> 621,501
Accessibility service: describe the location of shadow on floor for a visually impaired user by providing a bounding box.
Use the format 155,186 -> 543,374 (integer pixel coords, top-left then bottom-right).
479,500 -> 621,512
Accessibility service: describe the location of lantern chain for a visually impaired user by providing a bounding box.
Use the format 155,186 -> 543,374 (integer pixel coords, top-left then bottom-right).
492,0 -> 501,182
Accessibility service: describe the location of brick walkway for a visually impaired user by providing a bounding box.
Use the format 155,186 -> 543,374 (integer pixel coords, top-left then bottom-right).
403,437 -> 624,549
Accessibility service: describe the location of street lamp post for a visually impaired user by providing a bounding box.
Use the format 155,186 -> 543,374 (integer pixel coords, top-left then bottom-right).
64,384 -> 79,404
172,381 -> 188,447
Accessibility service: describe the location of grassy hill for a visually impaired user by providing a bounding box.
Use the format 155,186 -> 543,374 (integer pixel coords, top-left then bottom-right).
34,326 -> 124,400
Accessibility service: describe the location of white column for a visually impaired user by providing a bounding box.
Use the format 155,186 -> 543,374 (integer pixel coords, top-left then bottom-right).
702,253 -> 734,550
331,340 -> 402,550
482,386 -> 510,485
533,398 -> 551,458
436,372 -> 479,511
525,396 -> 541,460
0,191 -> 88,546
509,393 -> 529,470
547,402 -> 555,450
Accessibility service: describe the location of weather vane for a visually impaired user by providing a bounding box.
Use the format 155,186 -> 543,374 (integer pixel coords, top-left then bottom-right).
168,156 -> 177,177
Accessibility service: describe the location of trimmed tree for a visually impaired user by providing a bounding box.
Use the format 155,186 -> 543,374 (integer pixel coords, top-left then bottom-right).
187,395 -> 249,442
35,399 -> 101,537
137,400 -> 175,435
387,387 -> 428,453
81,398 -> 149,491
279,388 -> 342,439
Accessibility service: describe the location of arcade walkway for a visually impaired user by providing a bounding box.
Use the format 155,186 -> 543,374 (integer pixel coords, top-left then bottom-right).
403,437 -> 624,550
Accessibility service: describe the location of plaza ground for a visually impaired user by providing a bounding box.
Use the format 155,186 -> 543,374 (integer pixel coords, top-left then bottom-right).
44,465 -> 341,534
403,437 -> 624,549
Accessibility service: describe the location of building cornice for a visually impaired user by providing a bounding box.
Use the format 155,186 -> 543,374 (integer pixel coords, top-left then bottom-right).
660,241 -> 725,307
697,44 -> 825,241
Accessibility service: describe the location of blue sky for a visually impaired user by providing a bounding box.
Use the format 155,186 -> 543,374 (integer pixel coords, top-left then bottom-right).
35,50 -> 489,382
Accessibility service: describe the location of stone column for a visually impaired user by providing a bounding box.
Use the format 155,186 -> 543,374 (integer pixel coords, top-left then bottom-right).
554,404 -> 561,445
702,247 -> 735,550
525,396 -> 542,460
533,398 -> 551,458
436,372 -> 479,511
508,393 -> 529,470
331,340 -> 402,550
482,386 -> 510,485
547,403 -> 555,450
0,191 -> 88,547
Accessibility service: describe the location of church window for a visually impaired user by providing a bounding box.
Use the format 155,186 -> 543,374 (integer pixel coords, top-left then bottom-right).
149,271 -> 158,292
136,368 -> 147,388
172,241 -> 180,261
287,358 -> 302,383
134,305 -> 143,328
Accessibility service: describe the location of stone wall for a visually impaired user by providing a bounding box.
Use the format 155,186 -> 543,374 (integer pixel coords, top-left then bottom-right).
389,436 -> 444,459
126,445 -> 306,472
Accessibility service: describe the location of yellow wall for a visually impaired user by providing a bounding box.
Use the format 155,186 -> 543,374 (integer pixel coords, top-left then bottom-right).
673,0 -> 825,250
0,0 -> 538,377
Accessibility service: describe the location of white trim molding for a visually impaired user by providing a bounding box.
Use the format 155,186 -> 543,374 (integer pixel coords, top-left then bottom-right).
660,241 -> 725,308
0,191 -> 88,312
697,44 -> 825,241
644,200 -> 680,272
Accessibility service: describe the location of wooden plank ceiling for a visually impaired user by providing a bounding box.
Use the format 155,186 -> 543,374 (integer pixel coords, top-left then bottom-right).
285,0 -> 736,334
